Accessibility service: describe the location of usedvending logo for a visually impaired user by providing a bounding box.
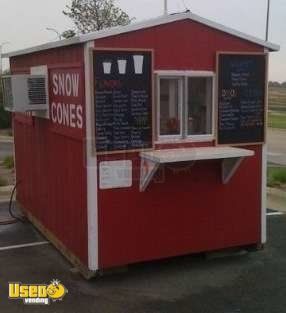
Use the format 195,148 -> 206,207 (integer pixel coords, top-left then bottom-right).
9,279 -> 68,305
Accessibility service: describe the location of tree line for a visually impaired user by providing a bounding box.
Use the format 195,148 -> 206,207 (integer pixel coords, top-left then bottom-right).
269,81 -> 286,88
0,77 -> 11,129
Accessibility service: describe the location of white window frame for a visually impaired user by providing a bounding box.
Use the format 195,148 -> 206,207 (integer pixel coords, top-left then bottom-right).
155,70 -> 215,143
157,75 -> 184,141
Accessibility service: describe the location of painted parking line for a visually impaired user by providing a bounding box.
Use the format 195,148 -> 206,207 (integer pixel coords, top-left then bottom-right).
267,212 -> 284,216
0,241 -> 49,252
268,152 -> 283,157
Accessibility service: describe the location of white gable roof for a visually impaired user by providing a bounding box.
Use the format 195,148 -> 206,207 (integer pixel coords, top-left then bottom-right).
3,11 -> 279,58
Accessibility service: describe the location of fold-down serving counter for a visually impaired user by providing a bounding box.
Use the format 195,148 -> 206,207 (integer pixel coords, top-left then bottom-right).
140,147 -> 254,191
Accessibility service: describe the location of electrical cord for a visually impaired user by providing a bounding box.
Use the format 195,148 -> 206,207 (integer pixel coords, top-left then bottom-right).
0,180 -> 26,226
8,180 -> 26,222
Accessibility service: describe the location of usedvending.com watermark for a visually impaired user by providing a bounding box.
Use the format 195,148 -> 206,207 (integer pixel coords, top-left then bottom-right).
8,279 -> 68,305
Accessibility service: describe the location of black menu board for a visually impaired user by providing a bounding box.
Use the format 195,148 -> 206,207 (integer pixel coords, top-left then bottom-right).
94,49 -> 153,153
217,53 -> 266,145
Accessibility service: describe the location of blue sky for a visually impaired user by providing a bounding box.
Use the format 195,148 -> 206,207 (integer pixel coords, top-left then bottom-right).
0,0 -> 284,81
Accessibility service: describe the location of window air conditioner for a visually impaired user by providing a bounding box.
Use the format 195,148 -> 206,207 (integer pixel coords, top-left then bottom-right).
2,74 -> 48,112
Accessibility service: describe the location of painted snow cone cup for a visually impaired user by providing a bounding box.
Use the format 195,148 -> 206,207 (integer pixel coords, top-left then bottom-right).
103,61 -> 112,74
117,59 -> 127,74
133,55 -> 144,74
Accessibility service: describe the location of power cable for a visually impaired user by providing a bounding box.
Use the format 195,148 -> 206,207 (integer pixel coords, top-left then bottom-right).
0,181 -> 26,226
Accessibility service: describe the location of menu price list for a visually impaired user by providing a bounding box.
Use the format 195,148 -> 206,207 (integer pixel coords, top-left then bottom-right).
217,54 -> 266,145
94,50 -> 153,153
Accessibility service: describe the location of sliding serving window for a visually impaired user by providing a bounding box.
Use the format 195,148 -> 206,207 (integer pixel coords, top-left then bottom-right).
157,72 -> 214,141
158,77 -> 183,138
187,77 -> 213,136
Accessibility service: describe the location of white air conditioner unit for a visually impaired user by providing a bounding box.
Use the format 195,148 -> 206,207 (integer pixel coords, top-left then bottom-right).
2,74 -> 48,112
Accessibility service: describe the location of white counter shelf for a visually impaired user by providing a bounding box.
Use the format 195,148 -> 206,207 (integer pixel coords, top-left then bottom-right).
139,147 -> 254,191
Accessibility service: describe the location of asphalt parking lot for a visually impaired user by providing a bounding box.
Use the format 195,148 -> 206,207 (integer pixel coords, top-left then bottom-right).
0,141 -> 13,161
268,128 -> 286,166
0,202 -> 286,313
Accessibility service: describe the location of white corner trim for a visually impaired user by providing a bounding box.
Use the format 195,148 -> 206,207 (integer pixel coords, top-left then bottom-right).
84,41 -> 99,271
262,47 -> 268,244
3,12 -> 279,58
261,144 -> 267,244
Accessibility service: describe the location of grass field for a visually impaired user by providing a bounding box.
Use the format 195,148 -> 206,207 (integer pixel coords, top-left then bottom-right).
268,166 -> 286,187
268,86 -> 286,129
268,112 -> 286,129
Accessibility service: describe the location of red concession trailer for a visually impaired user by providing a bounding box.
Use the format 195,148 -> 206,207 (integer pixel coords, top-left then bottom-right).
3,12 -> 279,277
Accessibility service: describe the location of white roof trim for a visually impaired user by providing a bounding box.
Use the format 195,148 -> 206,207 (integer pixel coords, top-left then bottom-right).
3,37 -> 81,58
3,11 -> 279,58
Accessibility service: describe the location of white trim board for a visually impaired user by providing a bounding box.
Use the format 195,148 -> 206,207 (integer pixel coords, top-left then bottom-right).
3,12 -> 279,58
84,42 -> 99,271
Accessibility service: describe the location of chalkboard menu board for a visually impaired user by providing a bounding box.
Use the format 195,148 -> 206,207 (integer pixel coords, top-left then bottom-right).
217,53 -> 266,145
94,49 -> 153,153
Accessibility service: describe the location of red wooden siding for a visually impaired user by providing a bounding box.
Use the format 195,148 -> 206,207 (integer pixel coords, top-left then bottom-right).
93,19 -> 265,268
97,147 -> 262,268
93,19 -> 263,71
10,45 -> 84,69
11,44 -> 88,265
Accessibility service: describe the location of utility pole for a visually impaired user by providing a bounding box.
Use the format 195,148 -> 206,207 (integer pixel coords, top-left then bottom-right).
0,45 -> 2,76
164,0 -> 168,15
266,0 -> 271,41
46,28 -> 62,40
0,42 -> 10,76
